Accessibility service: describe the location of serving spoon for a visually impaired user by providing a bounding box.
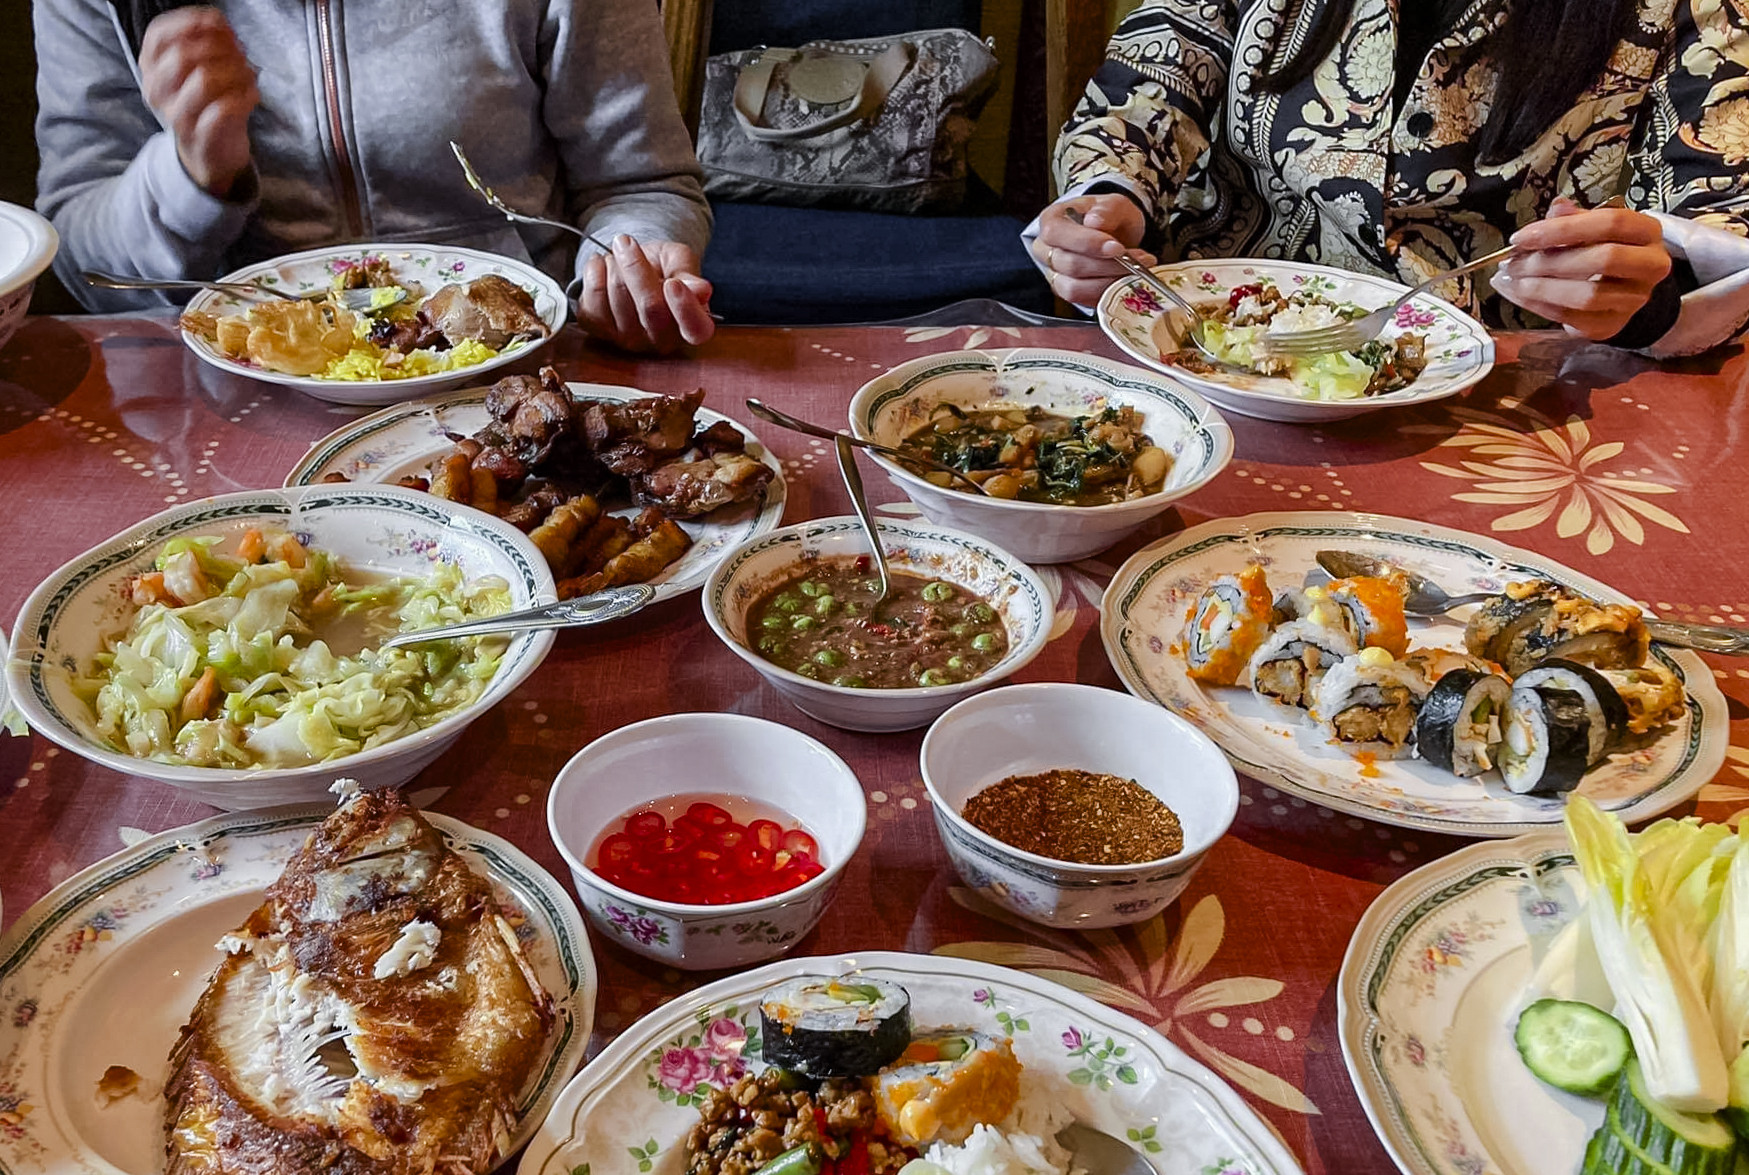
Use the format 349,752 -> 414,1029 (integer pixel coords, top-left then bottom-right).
744,399 -> 991,497
1315,549 -> 1749,655
373,584 -> 654,651
82,270 -> 407,313
1054,1122 -> 1152,1175
834,435 -> 893,608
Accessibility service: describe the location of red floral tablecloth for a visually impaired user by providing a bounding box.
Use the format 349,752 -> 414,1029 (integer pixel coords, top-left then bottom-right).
2,313 -> 1746,1175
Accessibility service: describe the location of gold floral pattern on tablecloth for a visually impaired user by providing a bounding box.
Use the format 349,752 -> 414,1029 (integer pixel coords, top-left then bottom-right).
1699,746 -> 1749,824
1414,405 -> 1689,555
902,325 -> 1022,349
935,891 -> 1317,1115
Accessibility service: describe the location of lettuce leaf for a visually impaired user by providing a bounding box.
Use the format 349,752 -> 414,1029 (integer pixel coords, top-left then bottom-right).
1565,796 -> 1729,1110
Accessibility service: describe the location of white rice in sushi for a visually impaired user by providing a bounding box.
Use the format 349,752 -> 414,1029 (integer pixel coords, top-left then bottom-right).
902,1072 -> 1084,1175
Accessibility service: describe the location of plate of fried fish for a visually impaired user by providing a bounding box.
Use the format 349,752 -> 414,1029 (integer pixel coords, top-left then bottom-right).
287,371 -> 786,604
517,954 -> 1303,1175
0,788 -> 594,1175
1099,511 -> 1729,837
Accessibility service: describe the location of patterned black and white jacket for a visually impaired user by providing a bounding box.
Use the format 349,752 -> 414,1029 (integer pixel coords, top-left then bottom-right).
1031,0 -> 1749,354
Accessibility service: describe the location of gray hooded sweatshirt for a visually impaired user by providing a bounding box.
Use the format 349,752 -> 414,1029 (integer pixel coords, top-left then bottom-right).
34,0 -> 713,311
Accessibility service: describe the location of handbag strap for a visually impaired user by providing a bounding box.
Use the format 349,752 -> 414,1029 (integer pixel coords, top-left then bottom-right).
732,41 -> 915,142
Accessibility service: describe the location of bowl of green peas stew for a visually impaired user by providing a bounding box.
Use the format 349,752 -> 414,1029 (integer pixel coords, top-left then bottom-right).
702,516 -> 1053,732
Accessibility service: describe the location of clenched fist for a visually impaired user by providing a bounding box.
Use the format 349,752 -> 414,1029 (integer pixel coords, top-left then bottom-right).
139,7 -> 258,198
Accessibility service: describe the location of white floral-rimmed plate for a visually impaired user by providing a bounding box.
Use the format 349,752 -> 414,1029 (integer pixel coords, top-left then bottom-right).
0,804 -> 595,1175
1095,260 -> 1495,423
182,243 -> 568,406
517,951 -> 1303,1175
1338,831 -> 1595,1175
285,383 -> 787,603
1099,511 -> 1728,837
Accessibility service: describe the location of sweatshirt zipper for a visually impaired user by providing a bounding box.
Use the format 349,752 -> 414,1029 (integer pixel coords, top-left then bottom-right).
313,0 -> 364,238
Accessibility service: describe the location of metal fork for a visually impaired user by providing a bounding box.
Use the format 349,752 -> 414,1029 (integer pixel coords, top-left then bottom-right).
1259,245 -> 1515,356
451,140 -> 597,246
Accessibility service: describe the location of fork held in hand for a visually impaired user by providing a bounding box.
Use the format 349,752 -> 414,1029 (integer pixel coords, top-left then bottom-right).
1259,245 -> 1517,356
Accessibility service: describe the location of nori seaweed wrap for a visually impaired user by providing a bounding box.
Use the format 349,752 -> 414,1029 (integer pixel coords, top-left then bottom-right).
1416,668 -> 1512,778
1499,685 -> 1593,795
759,976 -> 911,1077
1514,659 -> 1628,764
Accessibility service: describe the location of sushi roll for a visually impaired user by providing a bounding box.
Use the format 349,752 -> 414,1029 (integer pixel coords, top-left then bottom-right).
1402,647 -> 1493,681
1416,668 -> 1511,777
759,977 -> 912,1077
1312,647 -> 1430,758
873,1029 -> 1021,1148
1601,665 -> 1687,734
1498,685 -> 1593,795
1248,620 -> 1358,710
1183,564 -> 1274,686
1513,659 -> 1628,765
1324,575 -> 1411,659
1463,580 -> 1649,675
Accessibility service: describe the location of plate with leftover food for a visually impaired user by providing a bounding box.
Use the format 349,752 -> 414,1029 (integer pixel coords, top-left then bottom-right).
6,485 -> 555,809
849,348 -> 1231,563
287,373 -> 786,604
1096,260 -> 1494,423
1339,800 -> 1749,1175
1099,511 -> 1727,837
179,243 -> 567,405
517,952 -> 1303,1175
0,790 -> 594,1175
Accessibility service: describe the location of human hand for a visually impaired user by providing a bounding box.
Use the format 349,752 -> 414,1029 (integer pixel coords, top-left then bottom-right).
1495,198 -> 1672,341
139,7 -> 258,199
578,236 -> 714,354
1031,193 -> 1153,306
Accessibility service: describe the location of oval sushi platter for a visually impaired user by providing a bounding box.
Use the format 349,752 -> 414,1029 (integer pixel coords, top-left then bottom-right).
518,952 -> 1304,1175
1099,511 -> 1729,838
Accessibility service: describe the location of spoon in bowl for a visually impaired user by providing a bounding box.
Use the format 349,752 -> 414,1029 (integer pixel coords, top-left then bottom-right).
744,399 -> 991,497
834,436 -> 892,608
373,584 -> 654,651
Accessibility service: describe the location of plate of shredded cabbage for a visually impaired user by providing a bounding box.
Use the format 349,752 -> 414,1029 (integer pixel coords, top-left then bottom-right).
178,243 -> 567,406
1097,260 -> 1494,423
6,485 -> 556,808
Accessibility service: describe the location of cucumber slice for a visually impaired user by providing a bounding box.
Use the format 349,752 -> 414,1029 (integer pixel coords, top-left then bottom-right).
1603,1103 -> 1681,1175
1615,1058 -> 1739,1159
1515,998 -> 1632,1095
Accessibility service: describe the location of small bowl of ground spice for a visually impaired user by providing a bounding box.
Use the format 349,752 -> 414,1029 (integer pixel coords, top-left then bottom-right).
920,682 -> 1237,928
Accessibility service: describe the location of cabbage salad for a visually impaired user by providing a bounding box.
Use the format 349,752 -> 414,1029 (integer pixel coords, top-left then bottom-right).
1188,282 -> 1428,400
79,529 -> 512,769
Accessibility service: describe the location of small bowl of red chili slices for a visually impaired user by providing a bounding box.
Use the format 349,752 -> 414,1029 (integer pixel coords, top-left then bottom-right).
547,712 -> 866,970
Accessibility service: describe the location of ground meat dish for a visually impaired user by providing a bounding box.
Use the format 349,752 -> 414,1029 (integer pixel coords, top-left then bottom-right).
686,1071 -> 907,1175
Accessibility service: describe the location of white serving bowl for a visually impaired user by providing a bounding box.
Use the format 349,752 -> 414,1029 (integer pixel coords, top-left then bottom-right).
848,348 -> 1233,563
547,713 -> 867,970
6,485 -> 555,809
0,202 -> 57,353
180,242 -> 568,405
920,682 -> 1238,928
702,516 -> 1054,732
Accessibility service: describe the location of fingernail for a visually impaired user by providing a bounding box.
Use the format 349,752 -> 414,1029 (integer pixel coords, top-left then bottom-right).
613,234 -> 634,256
1100,240 -> 1125,257
1587,272 -> 1606,283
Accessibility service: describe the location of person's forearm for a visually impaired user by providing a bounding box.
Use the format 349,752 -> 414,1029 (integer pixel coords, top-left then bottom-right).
1635,213 -> 1749,357
43,133 -> 255,311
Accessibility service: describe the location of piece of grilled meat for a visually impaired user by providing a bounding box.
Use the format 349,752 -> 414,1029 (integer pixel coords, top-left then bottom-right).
577,389 -> 705,475
165,787 -> 553,1175
635,452 -> 775,518
421,275 -> 549,350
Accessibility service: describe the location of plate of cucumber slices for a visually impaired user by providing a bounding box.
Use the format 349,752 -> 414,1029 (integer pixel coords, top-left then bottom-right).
1340,800 -> 1748,1175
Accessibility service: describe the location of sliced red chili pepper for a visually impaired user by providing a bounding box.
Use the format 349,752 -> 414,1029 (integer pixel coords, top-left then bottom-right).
686,801 -> 733,827
734,844 -> 774,875
1228,283 -> 1263,309
748,819 -> 784,852
782,829 -> 819,858
710,822 -> 748,850
624,810 -> 666,840
596,832 -> 638,869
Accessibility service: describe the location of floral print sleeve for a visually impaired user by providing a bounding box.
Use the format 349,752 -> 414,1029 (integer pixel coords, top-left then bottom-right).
1629,0 -> 1749,236
1051,0 -> 1240,235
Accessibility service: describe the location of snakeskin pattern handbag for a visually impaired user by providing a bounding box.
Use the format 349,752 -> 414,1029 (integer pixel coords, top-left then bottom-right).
695,28 -> 1000,213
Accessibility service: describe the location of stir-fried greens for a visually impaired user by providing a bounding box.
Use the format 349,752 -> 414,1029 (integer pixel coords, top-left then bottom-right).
897,401 -> 1170,506
1172,282 -> 1428,399
78,528 -> 512,768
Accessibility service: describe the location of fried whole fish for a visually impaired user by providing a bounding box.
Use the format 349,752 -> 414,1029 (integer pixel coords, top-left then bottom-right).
166,787 -> 554,1175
